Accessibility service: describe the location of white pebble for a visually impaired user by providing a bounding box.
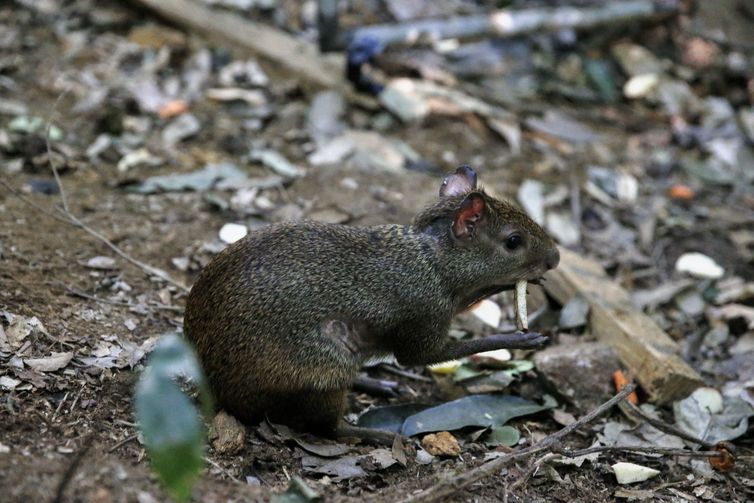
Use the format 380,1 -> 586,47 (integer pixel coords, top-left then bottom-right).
675,252 -> 724,279
612,462 -> 660,484
471,299 -> 502,328
219,223 -> 248,244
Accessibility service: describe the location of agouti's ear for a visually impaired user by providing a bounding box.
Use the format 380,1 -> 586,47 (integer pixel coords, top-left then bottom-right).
452,192 -> 486,239
440,165 -> 477,197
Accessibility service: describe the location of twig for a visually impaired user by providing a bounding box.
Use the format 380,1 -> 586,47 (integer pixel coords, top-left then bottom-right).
109,435 -> 138,453
51,392 -> 70,422
508,452 -> 557,492
0,180 -> 189,293
0,178 -> 71,225
555,444 -> 722,459
398,383 -> 636,503
205,457 -> 241,483
41,94 -> 190,292
0,127 -> 190,293
45,90 -> 70,214
619,400 -> 716,449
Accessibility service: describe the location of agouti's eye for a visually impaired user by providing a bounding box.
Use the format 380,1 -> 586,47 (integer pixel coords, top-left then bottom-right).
505,233 -> 523,251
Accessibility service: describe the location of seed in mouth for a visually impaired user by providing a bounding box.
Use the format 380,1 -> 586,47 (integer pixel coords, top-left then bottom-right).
515,280 -> 528,331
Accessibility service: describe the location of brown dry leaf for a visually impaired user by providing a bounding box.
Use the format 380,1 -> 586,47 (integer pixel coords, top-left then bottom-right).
421,431 -> 461,457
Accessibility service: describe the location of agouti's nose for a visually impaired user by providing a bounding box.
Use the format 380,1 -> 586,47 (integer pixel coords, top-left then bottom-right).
546,246 -> 560,270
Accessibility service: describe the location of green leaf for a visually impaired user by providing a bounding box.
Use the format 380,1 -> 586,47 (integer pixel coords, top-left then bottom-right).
135,335 -> 211,501
484,425 -> 520,447
501,360 -> 534,376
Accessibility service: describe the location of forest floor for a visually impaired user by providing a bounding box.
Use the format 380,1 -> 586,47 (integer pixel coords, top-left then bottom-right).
1,1 -> 753,502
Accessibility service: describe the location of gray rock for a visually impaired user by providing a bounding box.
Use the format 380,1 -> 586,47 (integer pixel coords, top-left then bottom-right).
308,91 -> 346,146
534,342 -> 619,413
559,295 -> 590,329
211,411 -> 247,455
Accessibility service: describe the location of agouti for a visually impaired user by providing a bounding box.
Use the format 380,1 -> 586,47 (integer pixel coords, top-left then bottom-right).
184,166 -> 559,440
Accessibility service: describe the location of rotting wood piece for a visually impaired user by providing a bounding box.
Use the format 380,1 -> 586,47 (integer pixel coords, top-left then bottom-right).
543,247 -> 702,404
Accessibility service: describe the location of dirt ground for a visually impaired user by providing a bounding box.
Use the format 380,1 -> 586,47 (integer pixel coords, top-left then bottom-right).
2,1 -> 754,502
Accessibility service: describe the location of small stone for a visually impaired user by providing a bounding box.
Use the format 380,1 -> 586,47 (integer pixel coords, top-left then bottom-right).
420,431 -> 461,457
212,411 -> 247,455
470,299 -> 501,328
219,223 -> 248,244
559,295 -> 590,329
675,252 -> 724,279
611,43 -> 664,77
171,256 -> 190,272
533,342 -> 619,413
308,91 -> 346,145
84,256 -> 118,270
415,449 -> 435,464
248,149 -> 305,178
546,212 -> 581,247
518,180 -> 545,226
162,113 -> 200,146
379,79 -> 430,123
623,73 -> 660,99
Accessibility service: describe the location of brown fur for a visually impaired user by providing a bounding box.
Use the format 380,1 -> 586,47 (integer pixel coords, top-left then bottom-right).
184,169 -> 559,435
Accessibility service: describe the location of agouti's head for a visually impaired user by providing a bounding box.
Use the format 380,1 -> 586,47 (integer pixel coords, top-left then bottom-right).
413,165 -> 560,295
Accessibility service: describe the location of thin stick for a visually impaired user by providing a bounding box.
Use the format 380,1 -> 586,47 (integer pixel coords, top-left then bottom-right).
556,445 -> 722,459
0,182 -> 189,294
109,435 -> 138,453
0,179 -> 71,225
398,383 -> 636,503
45,90 -> 70,214
619,400 -> 716,449
508,452 -> 557,492
205,457 -> 241,483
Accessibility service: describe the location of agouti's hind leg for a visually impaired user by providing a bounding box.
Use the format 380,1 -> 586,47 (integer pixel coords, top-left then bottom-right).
273,389 -> 396,445
269,389 -> 348,435
335,421 -> 397,446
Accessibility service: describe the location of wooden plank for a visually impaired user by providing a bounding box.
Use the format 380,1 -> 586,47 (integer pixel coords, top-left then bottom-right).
544,247 -> 703,404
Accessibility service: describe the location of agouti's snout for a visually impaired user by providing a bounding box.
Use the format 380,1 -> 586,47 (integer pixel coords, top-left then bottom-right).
546,246 -> 560,270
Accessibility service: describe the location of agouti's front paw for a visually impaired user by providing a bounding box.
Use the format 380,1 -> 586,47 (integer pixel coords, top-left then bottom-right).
493,331 -> 548,349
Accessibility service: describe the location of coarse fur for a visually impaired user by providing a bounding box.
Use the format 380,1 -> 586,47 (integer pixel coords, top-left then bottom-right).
184,167 -> 560,436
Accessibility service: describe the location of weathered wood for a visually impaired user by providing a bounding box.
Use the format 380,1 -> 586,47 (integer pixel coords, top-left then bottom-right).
132,0 -> 345,89
543,247 -> 702,404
